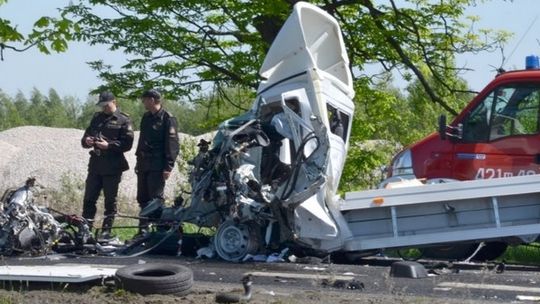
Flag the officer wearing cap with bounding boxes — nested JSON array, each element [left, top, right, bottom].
[[188, 139, 212, 183], [81, 91, 134, 240], [135, 89, 179, 234]]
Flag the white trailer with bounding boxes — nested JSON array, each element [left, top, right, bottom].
[[340, 174, 540, 252]]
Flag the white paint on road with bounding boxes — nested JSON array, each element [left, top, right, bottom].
[[438, 282, 540, 293], [517, 295, 540, 301]]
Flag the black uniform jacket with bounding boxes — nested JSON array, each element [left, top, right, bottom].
[[81, 109, 134, 175], [135, 108, 180, 173]]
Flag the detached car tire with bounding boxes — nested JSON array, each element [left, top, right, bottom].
[[115, 263, 193, 295]]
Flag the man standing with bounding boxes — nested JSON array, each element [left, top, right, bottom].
[[81, 91, 134, 240], [135, 89, 180, 234]]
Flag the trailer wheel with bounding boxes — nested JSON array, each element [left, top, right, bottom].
[[472, 242, 508, 261], [331, 250, 379, 264], [422, 244, 477, 260], [115, 263, 193, 295]]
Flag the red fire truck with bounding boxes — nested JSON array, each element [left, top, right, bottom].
[[381, 56, 540, 259], [386, 56, 540, 184]]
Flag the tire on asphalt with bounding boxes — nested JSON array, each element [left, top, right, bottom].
[[115, 263, 193, 295]]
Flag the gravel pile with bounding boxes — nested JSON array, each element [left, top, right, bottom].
[[0, 126, 205, 201]]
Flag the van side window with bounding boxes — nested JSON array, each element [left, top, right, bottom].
[[462, 84, 540, 142], [327, 104, 350, 141]]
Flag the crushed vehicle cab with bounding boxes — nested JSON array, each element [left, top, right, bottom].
[[178, 2, 355, 261]]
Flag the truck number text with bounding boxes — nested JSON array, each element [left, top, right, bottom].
[[475, 168, 537, 179]]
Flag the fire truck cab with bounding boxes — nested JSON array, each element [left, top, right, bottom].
[[386, 56, 540, 184]]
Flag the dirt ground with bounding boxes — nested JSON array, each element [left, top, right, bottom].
[[0, 281, 503, 304]]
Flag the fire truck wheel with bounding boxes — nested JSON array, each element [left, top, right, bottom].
[[115, 263, 193, 295]]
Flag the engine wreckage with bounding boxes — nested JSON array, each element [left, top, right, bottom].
[[0, 3, 354, 261], [0, 178, 93, 256]]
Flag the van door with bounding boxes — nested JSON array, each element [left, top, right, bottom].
[[453, 83, 540, 180]]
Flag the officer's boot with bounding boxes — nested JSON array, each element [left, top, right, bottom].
[[99, 215, 115, 241], [136, 218, 149, 238], [84, 218, 94, 230]]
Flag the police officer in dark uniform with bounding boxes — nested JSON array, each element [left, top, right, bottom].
[[81, 91, 134, 239], [135, 89, 179, 234]]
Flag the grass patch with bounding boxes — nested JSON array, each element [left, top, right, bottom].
[[385, 248, 423, 260], [182, 222, 215, 236], [0, 296, 14, 304], [110, 217, 139, 241], [499, 243, 540, 265], [108, 218, 216, 241]]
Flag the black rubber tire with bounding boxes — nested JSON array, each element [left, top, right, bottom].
[[115, 263, 193, 295]]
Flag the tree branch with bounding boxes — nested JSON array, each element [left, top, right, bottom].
[[360, 0, 458, 115]]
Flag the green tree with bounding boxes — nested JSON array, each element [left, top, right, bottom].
[[27, 88, 48, 125], [341, 69, 473, 191], [62, 95, 81, 127], [45, 89, 70, 127], [0, 90, 23, 129], [13, 91, 29, 118]]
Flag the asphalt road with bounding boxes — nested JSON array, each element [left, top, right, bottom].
[[3, 254, 540, 303]]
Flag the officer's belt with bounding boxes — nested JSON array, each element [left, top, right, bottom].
[[137, 151, 163, 158]]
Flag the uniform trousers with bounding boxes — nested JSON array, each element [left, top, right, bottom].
[[82, 172, 122, 232], [136, 170, 165, 231]]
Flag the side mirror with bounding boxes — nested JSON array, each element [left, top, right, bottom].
[[438, 114, 447, 140], [438, 114, 463, 140]]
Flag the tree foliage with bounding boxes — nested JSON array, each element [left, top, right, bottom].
[[0, 1, 76, 60], [340, 70, 473, 191]]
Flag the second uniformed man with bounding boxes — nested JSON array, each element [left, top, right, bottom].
[[81, 91, 134, 240], [135, 89, 180, 234]]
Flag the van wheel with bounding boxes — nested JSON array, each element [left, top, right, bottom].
[[214, 220, 261, 262], [115, 263, 193, 295]]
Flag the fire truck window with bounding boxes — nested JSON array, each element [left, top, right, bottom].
[[489, 85, 540, 140], [462, 92, 494, 142]]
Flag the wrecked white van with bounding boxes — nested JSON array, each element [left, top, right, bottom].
[[179, 2, 355, 261]]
